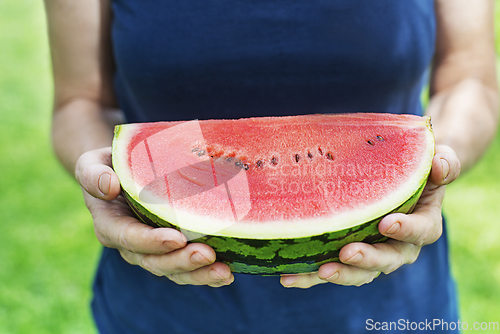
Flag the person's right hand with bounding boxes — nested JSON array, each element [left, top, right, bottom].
[[75, 147, 234, 287]]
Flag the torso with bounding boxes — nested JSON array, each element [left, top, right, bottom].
[[92, 2, 459, 333], [111, 0, 435, 122]]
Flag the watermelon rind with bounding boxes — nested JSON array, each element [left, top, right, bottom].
[[122, 181, 424, 274]]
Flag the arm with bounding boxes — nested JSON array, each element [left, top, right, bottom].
[[44, 0, 233, 287], [46, 0, 117, 174], [427, 0, 499, 172], [281, 0, 498, 288]]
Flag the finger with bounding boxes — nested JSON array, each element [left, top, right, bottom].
[[428, 145, 460, 188], [378, 191, 444, 247], [167, 262, 234, 287], [121, 243, 217, 276], [337, 239, 420, 275], [85, 193, 188, 253], [317, 262, 380, 287], [280, 272, 328, 289], [75, 147, 121, 200], [95, 214, 187, 255]]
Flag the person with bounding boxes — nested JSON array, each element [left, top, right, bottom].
[[44, 0, 498, 332]]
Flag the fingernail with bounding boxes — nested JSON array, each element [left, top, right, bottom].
[[440, 158, 450, 181], [98, 173, 111, 195], [327, 271, 339, 281], [386, 222, 401, 235], [191, 251, 209, 265], [163, 239, 184, 249], [346, 252, 363, 264], [208, 269, 224, 281], [281, 276, 296, 287]]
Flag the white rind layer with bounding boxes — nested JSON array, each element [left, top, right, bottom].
[[112, 117, 434, 239]]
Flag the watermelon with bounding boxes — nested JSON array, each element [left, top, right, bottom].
[[112, 113, 434, 275]]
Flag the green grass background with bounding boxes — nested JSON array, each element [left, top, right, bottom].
[[0, 1, 499, 333]]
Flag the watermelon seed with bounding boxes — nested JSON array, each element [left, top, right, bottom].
[[318, 147, 323, 155], [197, 150, 206, 156], [307, 152, 313, 159], [256, 160, 263, 168], [367, 140, 375, 146], [294, 154, 300, 163], [227, 157, 234, 162], [326, 152, 334, 161], [192, 147, 199, 152], [376, 135, 384, 141], [271, 156, 278, 165], [234, 161, 249, 170]]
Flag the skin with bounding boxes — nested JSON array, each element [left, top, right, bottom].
[[44, 0, 498, 288]]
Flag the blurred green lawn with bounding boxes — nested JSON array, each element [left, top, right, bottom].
[[0, 1, 499, 333]]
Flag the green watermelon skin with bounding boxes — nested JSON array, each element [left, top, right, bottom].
[[123, 181, 424, 275]]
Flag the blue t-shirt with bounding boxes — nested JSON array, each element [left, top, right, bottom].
[[92, 1, 459, 332]]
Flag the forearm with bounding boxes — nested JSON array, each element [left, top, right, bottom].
[[428, 0, 499, 173], [52, 98, 122, 175], [426, 77, 499, 173]]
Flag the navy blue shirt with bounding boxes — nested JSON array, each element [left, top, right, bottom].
[[92, 1, 459, 332]]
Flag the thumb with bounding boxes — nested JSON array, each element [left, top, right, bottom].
[[75, 147, 121, 200], [428, 145, 461, 188]]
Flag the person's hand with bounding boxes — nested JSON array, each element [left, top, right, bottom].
[[75, 147, 234, 287], [280, 145, 460, 288]]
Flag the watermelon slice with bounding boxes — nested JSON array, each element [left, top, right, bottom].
[[112, 113, 434, 274]]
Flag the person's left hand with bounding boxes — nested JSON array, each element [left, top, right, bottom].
[[280, 145, 460, 288]]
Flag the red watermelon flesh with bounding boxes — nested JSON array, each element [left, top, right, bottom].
[[113, 113, 434, 242]]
